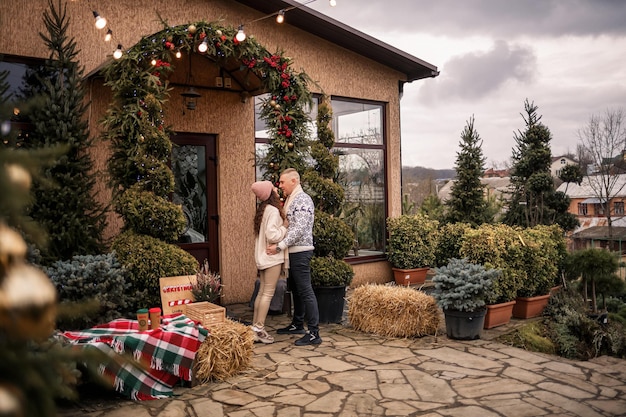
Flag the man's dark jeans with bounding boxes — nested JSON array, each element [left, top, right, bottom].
[[287, 250, 319, 333]]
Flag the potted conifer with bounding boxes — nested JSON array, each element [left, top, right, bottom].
[[432, 258, 500, 340]]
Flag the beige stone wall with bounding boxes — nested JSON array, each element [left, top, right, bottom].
[[1, 0, 410, 303]]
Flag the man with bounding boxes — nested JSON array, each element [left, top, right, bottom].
[[267, 168, 321, 346]]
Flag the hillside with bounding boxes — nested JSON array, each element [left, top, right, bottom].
[[402, 166, 456, 184]]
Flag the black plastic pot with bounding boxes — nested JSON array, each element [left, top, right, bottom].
[[314, 285, 347, 324], [443, 308, 486, 340]]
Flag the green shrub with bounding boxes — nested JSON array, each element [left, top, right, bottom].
[[112, 231, 199, 309], [459, 224, 521, 303], [386, 214, 439, 269], [46, 253, 133, 329], [313, 210, 354, 259], [310, 256, 354, 287], [434, 222, 472, 267], [116, 187, 186, 243], [517, 225, 563, 297]]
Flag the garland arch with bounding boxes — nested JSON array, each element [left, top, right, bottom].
[[102, 20, 314, 190], [100, 20, 315, 306]]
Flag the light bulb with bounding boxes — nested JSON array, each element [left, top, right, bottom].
[[93, 11, 107, 30], [104, 28, 112, 42], [151, 58, 157, 66], [198, 38, 208, 53], [175, 50, 182, 59], [235, 25, 246, 42], [276, 10, 285, 24], [113, 44, 123, 59], [329, 0, 337, 6]]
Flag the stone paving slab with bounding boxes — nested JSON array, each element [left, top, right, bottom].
[[59, 302, 626, 417]]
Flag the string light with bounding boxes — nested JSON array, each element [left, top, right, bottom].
[[197, 38, 208, 53], [235, 25, 246, 42], [276, 10, 285, 24], [113, 44, 123, 59], [94, 0, 337, 57], [92, 11, 106, 29]]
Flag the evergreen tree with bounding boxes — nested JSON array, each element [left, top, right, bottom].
[[445, 116, 491, 226], [24, 0, 106, 264], [1, 66, 104, 417], [503, 99, 578, 231]]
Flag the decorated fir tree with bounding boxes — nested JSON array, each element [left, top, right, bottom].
[[22, 0, 106, 265]]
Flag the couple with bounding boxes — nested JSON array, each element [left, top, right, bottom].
[[250, 168, 321, 347]]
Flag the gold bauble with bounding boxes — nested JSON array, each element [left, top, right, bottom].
[[5, 163, 31, 190], [0, 224, 27, 270], [288, 142, 294, 149], [269, 100, 276, 107], [0, 264, 57, 341], [188, 25, 197, 34]]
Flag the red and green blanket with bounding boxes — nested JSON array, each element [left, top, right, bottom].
[[61, 314, 208, 400]]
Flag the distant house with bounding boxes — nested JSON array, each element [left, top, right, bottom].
[[551, 155, 576, 178], [437, 176, 511, 203], [557, 174, 626, 251], [483, 168, 509, 178]]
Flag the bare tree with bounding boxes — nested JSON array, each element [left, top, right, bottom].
[[578, 108, 626, 237]]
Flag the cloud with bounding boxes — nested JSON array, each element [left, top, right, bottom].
[[419, 40, 537, 102], [315, 0, 626, 38]]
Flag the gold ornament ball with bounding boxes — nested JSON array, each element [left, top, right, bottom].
[[216, 29, 223, 36], [188, 25, 197, 34], [0, 264, 57, 342], [274, 104, 281, 110], [0, 224, 27, 270], [288, 142, 294, 149], [269, 100, 276, 107], [5, 163, 31, 190], [269, 162, 274, 168]]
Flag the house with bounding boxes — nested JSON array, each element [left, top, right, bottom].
[[0, 0, 438, 303], [437, 177, 511, 204], [557, 174, 626, 251], [551, 155, 576, 178]]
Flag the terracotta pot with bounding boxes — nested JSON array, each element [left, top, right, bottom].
[[392, 267, 429, 286], [512, 294, 550, 319], [483, 300, 516, 329]]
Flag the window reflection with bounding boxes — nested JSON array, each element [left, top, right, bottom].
[[172, 145, 208, 243]]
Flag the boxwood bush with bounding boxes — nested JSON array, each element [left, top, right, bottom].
[[112, 231, 199, 309]]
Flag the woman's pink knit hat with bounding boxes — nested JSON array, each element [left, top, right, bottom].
[[251, 180, 273, 201]]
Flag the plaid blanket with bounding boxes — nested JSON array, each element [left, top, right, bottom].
[[61, 314, 208, 400]]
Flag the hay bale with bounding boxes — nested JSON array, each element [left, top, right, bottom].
[[193, 318, 254, 383], [347, 284, 440, 338]]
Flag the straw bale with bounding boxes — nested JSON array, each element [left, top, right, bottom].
[[347, 284, 440, 338], [193, 318, 254, 383]]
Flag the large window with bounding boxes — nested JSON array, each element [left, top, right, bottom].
[[254, 95, 387, 261], [332, 98, 386, 259]]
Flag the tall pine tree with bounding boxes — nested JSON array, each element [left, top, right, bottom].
[[25, 0, 106, 264], [445, 116, 491, 226], [503, 99, 577, 231]]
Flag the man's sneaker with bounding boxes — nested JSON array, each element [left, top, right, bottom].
[[276, 324, 306, 335], [251, 324, 262, 333], [294, 332, 322, 346], [255, 329, 274, 344]]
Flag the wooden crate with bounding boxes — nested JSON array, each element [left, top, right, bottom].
[[186, 301, 226, 327]]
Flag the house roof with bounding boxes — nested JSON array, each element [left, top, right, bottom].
[[556, 173, 626, 198], [571, 226, 626, 241], [232, 0, 439, 82]]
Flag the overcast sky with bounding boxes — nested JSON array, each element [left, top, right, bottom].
[[307, 0, 626, 170]]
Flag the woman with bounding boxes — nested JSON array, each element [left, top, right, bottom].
[[251, 180, 288, 343]]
